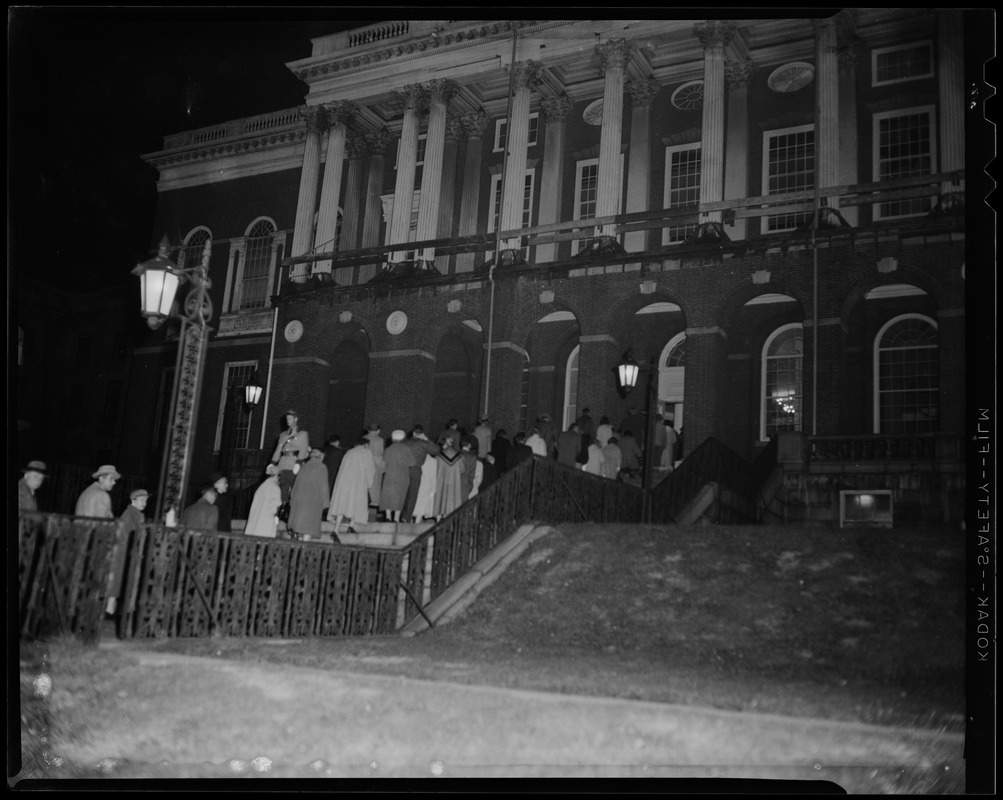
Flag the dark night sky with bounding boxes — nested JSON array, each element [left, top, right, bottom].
[[9, 7, 378, 293]]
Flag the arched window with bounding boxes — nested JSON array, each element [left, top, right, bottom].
[[179, 227, 212, 269], [873, 314, 939, 433], [761, 324, 803, 440], [240, 219, 276, 310], [563, 344, 580, 431], [659, 333, 686, 428]]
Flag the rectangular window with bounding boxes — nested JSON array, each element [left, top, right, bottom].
[[102, 380, 123, 425], [762, 125, 815, 233], [487, 170, 535, 260], [240, 238, 273, 310], [872, 41, 933, 86], [662, 144, 701, 245], [214, 362, 257, 452], [572, 156, 625, 253], [494, 113, 539, 153], [873, 106, 936, 220]]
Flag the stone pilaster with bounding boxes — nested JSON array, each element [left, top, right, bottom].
[[415, 79, 456, 262], [694, 21, 735, 224], [723, 61, 753, 240], [937, 11, 964, 190], [290, 105, 327, 281], [436, 115, 463, 273], [536, 95, 574, 263], [315, 101, 359, 274], [360, 128, 390, 281], [836, 35, 862, 226], [455, 110, 490, 273], [388, 84, 428, 261], [499, 60, 542, 252], [815, 20, 839, 202], [624, 79, 659, 251], [595, 40, 634, 235]]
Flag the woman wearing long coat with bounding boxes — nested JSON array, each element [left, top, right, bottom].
[[245, 465, 282, 538], [434, 444, 465, 520], [328, 439, 375, 534], [379, 431, 417, 522], [288, 449, 329, 539]]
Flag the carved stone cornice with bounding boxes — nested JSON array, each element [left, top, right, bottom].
[[324, 100, 359, 127], [509, 60, 543, 91], [595, 39, 635, 72], [299, 105, 328, 134], [626, 79, 660, 107], [459, 109, 490, 137], [725, 60, 755, 90], [445, 115, 464, 141], [541, 94, 574, 122], [392, 83, 429, 116], [423, 78, 458, 106], [694, 21, 737, 51]]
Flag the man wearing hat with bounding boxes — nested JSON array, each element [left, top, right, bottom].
[[108, 488, 150, 619], [180, 481, 219, 531], [18, 460, 47, 511], [270, 409, 310, 504], [204, 471, 232, 532], [75, 465, 120, 518]]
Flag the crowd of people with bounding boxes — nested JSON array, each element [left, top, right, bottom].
[[17, 406, 684, 616]]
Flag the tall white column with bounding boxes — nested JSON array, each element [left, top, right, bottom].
[[499, 60, 541, 254], [388, 84, 428, 263], [315, 100, 358, 274], [595, 40, 634, 237], [360, 129, 390, 282], [436, 116, 462, 273], [290, 105, 326, 281], [341, 133, 365, 251], [815, 19, 839, 207], [536, 95, 574, 263], [455, 110, 490, 273], [836, 34, 862, 226], [624, 79, 659, 252], [723, 60, 753, 241], [694, 21, 734, 225], [415, 79, 455, 263], [937, 11, 965, 192]]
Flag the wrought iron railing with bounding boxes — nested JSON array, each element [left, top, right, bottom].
[[18, 455, 643, 642]]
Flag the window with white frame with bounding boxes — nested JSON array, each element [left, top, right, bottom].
[[874, 314, 938, 434], [872, 41, 933, 87], [563, 344, 580, 431], [761, 324, 804, 440], [662, 144, 701, 245], [872, 106, 936, 220], [762, 125, 815, 233], [214, 361, 258, 451], [179, 227, 212, 270], [494, 113, 539, 153], [487, 170, 535, 259], [573, 156, 625, 253], [238, 219, 277, 311]]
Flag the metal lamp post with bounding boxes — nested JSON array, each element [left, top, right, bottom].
[[617, 348, 658, 522], [133, 235, 214, 522]]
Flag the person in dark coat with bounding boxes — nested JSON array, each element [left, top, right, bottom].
[[109, 488, 149, 618], [491, 429, 511, 472], [506, 432, 533, 470], [480, 452, 499, 490], [557, 423, 585, 468], [18, 460, 47, 512], [204, 472, 231, 532], [322, 434, 346, 501], [181, 484, 218, 531], [402, 425, 439, 523]]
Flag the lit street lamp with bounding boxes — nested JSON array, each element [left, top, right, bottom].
[[133, 235, 214, 522], [244, 373, 263, 409], [617, 348, 658, 521]]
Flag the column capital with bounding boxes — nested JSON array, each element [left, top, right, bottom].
[[423, 78, 458, 105], [693, 20, 736, 51], [725, 60, 755, 90], [541, 94, 574, 122], [509, 60, 543, 91], [626, 78, 660, 107], [392, 83, 429, 116], [837, 36, 864, 70], [346, 132, 368, 159], [298, 104, 327, 134], [363, 127, 391, 155], [445, 115, 464, 141], [459, 109, 491, 137], [595, 38, 635, 72], [323, 100, 359, 127]]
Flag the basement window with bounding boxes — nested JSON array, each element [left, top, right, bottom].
[[840, 490, 893, 529]]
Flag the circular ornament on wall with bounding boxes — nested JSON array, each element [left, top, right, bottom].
[[583, 99, 604, 126], [386, 310, 408, 335], [284, 320, 304, 343], [670, 80, 704, 111], [767, 61, 815, 93]]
